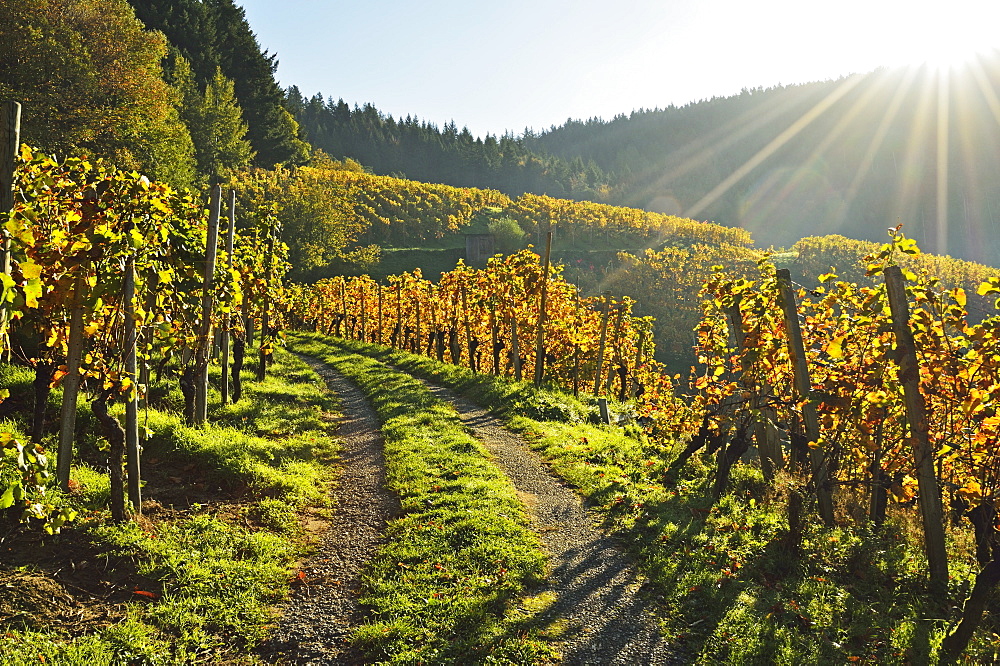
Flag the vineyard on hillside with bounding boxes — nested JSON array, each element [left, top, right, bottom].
[[1, 109, 999, 661]]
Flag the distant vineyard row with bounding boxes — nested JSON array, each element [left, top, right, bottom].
[[295, 163, 753, 248]]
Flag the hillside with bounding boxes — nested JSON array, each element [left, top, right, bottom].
[[292, 56, 1000, 270]]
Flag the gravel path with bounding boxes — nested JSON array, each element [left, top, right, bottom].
[[260, 356, 400, 665], [260, 353, 677, 664], [417, 380, 681, 665]]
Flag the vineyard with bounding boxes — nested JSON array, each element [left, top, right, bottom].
[[1, 99, 999, 663]]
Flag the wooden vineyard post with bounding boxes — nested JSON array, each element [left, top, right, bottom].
[[195, 186, 221, 425], [0, 101, 18, 273], [449, 290, 461, 364], [414, 288, 422, 354], [592, 293, 612, 395], [56, 276, 85, 490], [604, 303, 626, 396], [340, 279, 348, 338], [377, 283, 384, 345], [776, 269, 835, 525], [628, 330, 646, 399], [1, 101, 20, 358], [884, 265, 949, 588], [725, 298, 781, 483], [572, 288, 581, 397], [393, 283, 402, 348], [510, 315, 522, 381], [221, 191, 236, 404], [490, 309, 500, 375], [257, 229, 275, 381], [461, 284, 474, 372], [533, 231, 553, 387], [360, 283, 367, 342], [123, 241, 141, 513]]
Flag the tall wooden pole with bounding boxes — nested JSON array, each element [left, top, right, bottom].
[[628, 330, 646, 398], [56, 277, 85, 490], [394, 283, 402, 348], [884, 266, 949, 587], [510, 315, 522, 381], [776, 269, 834, 525], [604, 303, 626, 396], [592, 293, 612, 395], [461, 284, 474, 372], [221, 190, 236, 404], [0, 101, 18, 269], [533, 231, 553, 387], [257, 229, 275, 381], [123, 247, 141, 512], [1, 101, 21, 358], [360, 282, 367, 342], [195, 186, 221, 425], [377, 283, 384, 345]]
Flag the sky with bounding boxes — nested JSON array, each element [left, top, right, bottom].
[[238, 0, 1000, 139]]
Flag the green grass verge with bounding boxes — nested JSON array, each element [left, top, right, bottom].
[[296, 332, 1000, 665], [287, 332, 559, 664], [0, 348, 339, 664]]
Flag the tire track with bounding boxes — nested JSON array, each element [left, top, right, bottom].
[[416, 379, 681, 665], [260, 356, 399, 665]]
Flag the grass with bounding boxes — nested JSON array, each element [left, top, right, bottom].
[[0, 348, 340, 664], [288, 332, 559, 664], [300, 331, 1000, 665]]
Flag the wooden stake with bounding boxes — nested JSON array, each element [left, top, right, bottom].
[[0, 101, 19, 275], [1, 101, 21, 358], [604, 303, 626, 396], [884, 265, 949, 587], [56, 276, 85, 491], [221, 190, 236, 404], [592, 293, 612, 395], [461, 284, 474, 372], [377, 283, 383, 345], [511, 315, 522, 381], [533, 231, 553, 387], [123, 246, 141, 513], [360, 282, 367, 342], [257, 229, 275, 381], [195, 185, 221, 425], [394, 283, 402, 348], [628, 330, 646, 398], [776, 269, 834, 525], [490, 308, 500, 375]]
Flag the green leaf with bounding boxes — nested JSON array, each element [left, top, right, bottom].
[[23, 277, 43, 308], [0, 484, 17, 510]]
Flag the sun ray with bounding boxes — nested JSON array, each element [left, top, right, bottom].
[[936, 68, 950, 255], [891, 68, 937, 247], [685, 75, 864, 219], [751, 68, 903, 234], [635, 84, 830, 211], [831, 67, 919, 231]]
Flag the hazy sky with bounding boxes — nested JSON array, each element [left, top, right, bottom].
[[238, 0, 1000, 138]]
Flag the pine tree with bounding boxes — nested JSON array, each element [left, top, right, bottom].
[[172, 58, 254, 182]]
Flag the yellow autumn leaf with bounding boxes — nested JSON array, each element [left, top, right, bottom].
[[956, 479, 983, 502], [19, 260, 42, 280], [827, 335, 847, 359], [84, 323, 100, 336]]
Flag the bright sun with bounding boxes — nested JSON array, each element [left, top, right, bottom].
[[866, 0, 1000, 70]]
